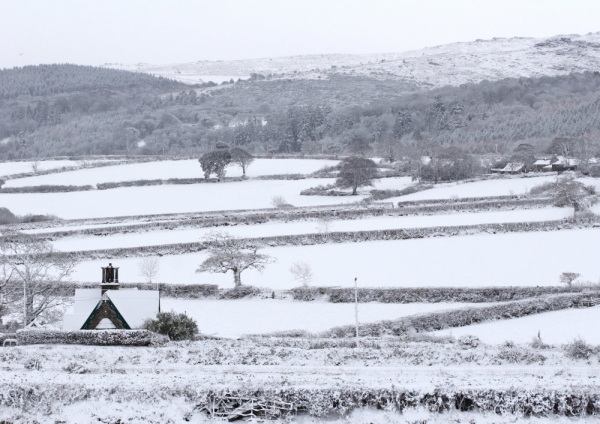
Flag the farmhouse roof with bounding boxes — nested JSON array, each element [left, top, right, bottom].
[[63, 288, 159, 330]]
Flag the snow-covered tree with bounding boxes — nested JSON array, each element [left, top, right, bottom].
[[196, 231, 275, 287], [199, 150, 232, 179], [0, 231, 78, 326], [230, 146, 254, 176], [335, 156, 379, 195]]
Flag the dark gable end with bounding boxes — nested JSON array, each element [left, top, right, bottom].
[[80, 293, 131, 330]]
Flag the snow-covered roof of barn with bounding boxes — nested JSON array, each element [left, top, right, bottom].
[[63, 288, 159, 330], [502, 163, 524, 172], [534, 159, 551, 166]]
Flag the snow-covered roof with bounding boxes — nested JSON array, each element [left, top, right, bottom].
[[501, 163, 524, 172], [552, 156, 580, 166], [63, 288, 159, 330], [534, 159, 551, 166]]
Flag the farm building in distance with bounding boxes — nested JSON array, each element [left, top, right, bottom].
[[63, 264, 159, 330]]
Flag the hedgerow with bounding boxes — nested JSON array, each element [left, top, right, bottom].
[[317, 292, 595, 338], [15, 329, 167, 346], [291, 285, 589, 303]]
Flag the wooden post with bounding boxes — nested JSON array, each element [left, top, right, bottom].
[[354, 277, 359, 349]]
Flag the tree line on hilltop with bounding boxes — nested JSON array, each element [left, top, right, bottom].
[[0, 64, 599, 161]]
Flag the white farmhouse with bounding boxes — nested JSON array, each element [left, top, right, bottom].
[[63, 264, 159, 330]]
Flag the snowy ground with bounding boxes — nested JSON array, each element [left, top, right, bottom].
[[160, 298, 492, 338], [71, 227, 600, 289], [433, 306, 600, 345], [388, 175, 557, 202], [51, 207, 571, 252], [2, 364, 599, 423], [3, 158, 339, 187]]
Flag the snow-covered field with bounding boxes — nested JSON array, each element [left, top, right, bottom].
[[71, 227, 600, 289], [52, 207, 571, 252], [0, 178, 354, 219], [3, 158, 339, 187], [433, 306, 600, 345], [389, 175, 557, 202], [161, 299, 488, 338]]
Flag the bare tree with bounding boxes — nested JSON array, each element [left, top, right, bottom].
[[196, 231, 275, 287], [138, 257, 160, 284], [316, 216, 334, 238], [230, 147, 254, 176], [0, 231, 78, 326], [559, 272, 580, 287], [289, 261, 313, 287]]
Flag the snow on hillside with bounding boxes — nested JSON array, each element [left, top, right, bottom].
[[3, 158, 339, 187], [433, 306, 600, 345], [71, 227, 600, 289], [52, 207, 571, 252], [103, 32, 600, 89]]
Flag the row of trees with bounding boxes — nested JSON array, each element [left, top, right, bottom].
[[198, 146, 254, 179]]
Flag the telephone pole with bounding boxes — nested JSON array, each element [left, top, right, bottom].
[[354, 277, 359, 348]]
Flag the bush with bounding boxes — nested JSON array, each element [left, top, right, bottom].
[[143, 311, 199, 341], [220, 286, 261, 299], [0, 206, 19, 224], [563, 337, 596, 360]]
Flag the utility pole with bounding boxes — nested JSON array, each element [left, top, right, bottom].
[[23, 282, 27, 329], [354, 277, 359, 348]]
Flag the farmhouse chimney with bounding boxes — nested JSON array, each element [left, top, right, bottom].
[[101, 263, 120, 295]]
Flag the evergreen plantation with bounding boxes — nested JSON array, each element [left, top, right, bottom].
[[1, 64, 599, 159]]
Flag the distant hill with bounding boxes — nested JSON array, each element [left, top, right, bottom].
[[0, 64, 183, 99], [103, 33, 600, 89], [1, 40, 600, 160]]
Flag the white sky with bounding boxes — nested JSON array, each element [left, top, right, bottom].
[[1, 0, 599, 69]]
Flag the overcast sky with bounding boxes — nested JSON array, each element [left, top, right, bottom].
[[1, 0, 599, 69]]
